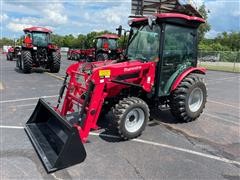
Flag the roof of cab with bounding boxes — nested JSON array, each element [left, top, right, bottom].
[[96, 34, 119, 39], [131, 13, 205, 25], [23, 27, 52, 33]]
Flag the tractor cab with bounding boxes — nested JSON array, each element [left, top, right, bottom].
[[95, 34, 122, 61], [23, 27, 52, 48], [124, 13, 204, 96]]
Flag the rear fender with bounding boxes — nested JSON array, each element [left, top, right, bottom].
[[170, 67, 206, 92]]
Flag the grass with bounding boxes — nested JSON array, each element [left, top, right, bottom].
[[198, 62, 240, 73]]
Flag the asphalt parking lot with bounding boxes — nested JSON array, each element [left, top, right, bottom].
[[0, 54, 240, 180]]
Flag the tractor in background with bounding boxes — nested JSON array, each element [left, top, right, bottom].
[[67, 48, 95, 61], [6, 46, 14, 61], [25, 0, 207, 173], [6, 46, 21, 61], [67, 34, 122, 61], [67, 49, 78, 60], [16, 27, 61, 73], [94, 34, 122, 61]]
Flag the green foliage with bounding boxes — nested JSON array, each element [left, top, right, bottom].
[[51, 30, 116, 49], [198, 4, 211, 42], [0, 38, 15, 47], [199, 32, 240, 51], [219, 51, 239, 62], [215, 32, 240, 51]]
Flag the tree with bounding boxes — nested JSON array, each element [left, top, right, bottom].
[[0, 38, 14, 47], [215, 32, 240, 51], [51, 34, 64, 47], [62, 34, 75, 48], [198, 4, 211, 42]]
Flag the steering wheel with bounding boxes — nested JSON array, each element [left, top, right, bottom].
[[135, 54, 147, 62]]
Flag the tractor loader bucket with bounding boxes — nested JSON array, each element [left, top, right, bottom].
[[25, 98, 86, 173]]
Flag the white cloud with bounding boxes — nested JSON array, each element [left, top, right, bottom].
[[101, 7, 124, 24], [85, 2, 130, 29], [42, 3, 68, 25], [232, 10, 240, 17], [204, 0, 239, 38], [4, 1, 68, 33], [6, 22, 54, 33], [7, 22, 33, 32], [205, 29, 220, 38], [0, 14, 9, 21]]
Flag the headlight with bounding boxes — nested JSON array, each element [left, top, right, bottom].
[[33, 46, 37, 50]]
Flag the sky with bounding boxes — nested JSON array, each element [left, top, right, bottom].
[[0, 0, 239, 39]]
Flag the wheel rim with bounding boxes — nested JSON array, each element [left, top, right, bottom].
[[188, 87, 203, 112], [125, 108, 145, 133]]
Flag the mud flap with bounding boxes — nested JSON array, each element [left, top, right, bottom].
[[25, 98, 86, 173]]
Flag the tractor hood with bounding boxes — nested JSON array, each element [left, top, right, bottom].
[[67, 60, 145, 75]]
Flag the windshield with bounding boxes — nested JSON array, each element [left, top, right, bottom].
[[127, 25, 160, 61], [32, 32, 49, 47], [108, 39, 117, 50]]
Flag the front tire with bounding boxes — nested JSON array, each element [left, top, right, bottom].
[[50, 52, 61, 73], [170, 74, 207, 122], [112, 97, 149, 140], [21, 50, 32, 73]]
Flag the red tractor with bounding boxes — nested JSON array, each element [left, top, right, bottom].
[[67, 34, 122, 62], [6, 46, 21, 61], [95, 34, 122, 61], [16, 27, 61, 73], [25, 2, 207, 173], [6, 46, 14, 60]]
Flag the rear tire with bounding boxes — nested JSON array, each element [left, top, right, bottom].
[[9, 53, 13, 61], [21, 50, 32, 73], [96, 53, 108, 61], [170, 74, 207, 122], [112, 97, 149, 140], [16, 55, 22, 70], [50, 52, 61, 73]]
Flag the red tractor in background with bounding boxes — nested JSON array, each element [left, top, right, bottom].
[[67, 49, 79, 60], [6, 46, 14, 60], [67, 48, 95, 61], [6, 46, 21, 61], [67, 34, 122, 61], [16, 27, 61, 73], [94, 34, 122, 61], [25, 0, 207, 173]]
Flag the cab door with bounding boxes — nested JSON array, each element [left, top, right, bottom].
[[157, 24, 197, 96]]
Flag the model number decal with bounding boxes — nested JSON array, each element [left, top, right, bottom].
[[99, 70, 111, 78]]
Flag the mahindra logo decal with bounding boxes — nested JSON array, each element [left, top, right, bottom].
[[124, 66, 142, 72]]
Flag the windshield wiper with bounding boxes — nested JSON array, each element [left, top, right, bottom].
[[128, 30, 139, 45]]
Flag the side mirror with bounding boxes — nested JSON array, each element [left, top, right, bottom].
[[116, 25, 122, 37], [148, 15, 156, 29]]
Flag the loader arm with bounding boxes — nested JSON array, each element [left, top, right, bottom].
[[60, 60, 156, 142]]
